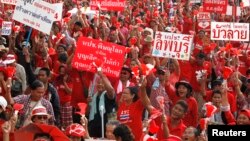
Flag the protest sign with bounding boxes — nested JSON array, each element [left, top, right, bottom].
[[211, 22, 249, 41], [12, 0, 62, 34], [197, 12, 211, 33], [0, 0, 17, 5], [90, 0, 125, 11], [1, 21, 12, 35], [152, 32, 193, 61], [242, 0, 250, 7], [72, 37, 126, 78], [203, 0, 228, 14]]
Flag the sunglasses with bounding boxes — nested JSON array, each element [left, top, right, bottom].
[[36, 115, 48, 120]]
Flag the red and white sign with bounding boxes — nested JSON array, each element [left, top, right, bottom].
[[152, 32, 193, 61], [197, 12, 211, 33], [0, 0, 17, 5], [226, 6, 241, 16], [1, 21, 12, 35], [90, 0, 125, 11], [203, 0, 228, 14], [72, 37, 126, 78], [211, 22, 249, 41]]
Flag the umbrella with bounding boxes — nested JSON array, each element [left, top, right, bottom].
[[14, 123, 69, 141]]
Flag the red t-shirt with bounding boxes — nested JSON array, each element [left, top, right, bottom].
[[183, 97, 198, 127], [178, 60, 193, 82], [117, 100, 144, 141], [70, 69, 93, 107], [56, 80, 73, 104], [156, 116, 186, 139]]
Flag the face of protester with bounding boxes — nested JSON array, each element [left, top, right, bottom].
[[59, 67, 66, 76], [120, 70, 130, 82], [157, 70, 169, 82], [57, 46, 66, 54], [171, 103, 186, 120], [236, 113, 250, 125], [177, 85, 188, 98], [212, 93, 222, 108], [31, 86, 45, 101], [182, 127, 197, 141], [106, 124, 116, 140], [96, 79, 105, 93], [32, 115, 49, 124], [122, 88, 134, 103], [38, 70, 49, 83]]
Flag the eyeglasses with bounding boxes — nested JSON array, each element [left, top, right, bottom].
[[36, 115, 48, 120]]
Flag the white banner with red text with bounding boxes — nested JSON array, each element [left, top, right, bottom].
[[152, 32, 193, 61]]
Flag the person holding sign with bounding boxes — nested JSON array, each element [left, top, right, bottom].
[[87, 69, 116, 138]]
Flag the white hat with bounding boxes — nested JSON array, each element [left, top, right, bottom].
[[3, 54, 16, 65], [31, 106, 51, 118], [143, 27, 153, 36], [0, 96, 7, 111]]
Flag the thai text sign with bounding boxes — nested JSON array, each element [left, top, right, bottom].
[[152, 32, 193, 61], [0, 0, 17, 5], [203, 0, 228, 14], [1, 21, 12, 35], [211, 22, 249, 41], [90, 0, 125, 11], [12, 0, 62, 34], [72, 37, 126, 78]]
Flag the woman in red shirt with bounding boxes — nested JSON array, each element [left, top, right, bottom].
[[174, 80, 198, 127], [117, 81, 153, 141], [54, 65, 73, 129]]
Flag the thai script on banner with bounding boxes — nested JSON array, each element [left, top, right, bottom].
[[0, 0, 17, 5], [203, 0, 228, 14], [90, 0, 125, 11], [211, 22, 249, 41], [12, 0, 62, 34], [72, 37, 126, 78], [1, 21, 12, 35], [152, 31, 193, 61], [197, 12, 211, 33]]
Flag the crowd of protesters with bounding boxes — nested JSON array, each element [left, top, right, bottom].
[[0, 0, 249, 141]]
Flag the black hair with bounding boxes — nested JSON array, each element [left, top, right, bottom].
[[127, 86, 139, 102], [30, 80, 44, 90], [39, 67, 51, 76], [113, 124, 134, 141], [33, 133, 53, 141], [58, 53, 68, 63], [75, 21, 83, 28], [175, 100, 189, 113], [211, 90, 222, 97]]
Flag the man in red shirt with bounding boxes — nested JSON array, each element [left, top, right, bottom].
[[156, 100, 188, 139]]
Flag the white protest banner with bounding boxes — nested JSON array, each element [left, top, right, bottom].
[[226, 6, 241, 16], [33, 0, 63, 21], [152, 32, 193, 61], [211, 22, 249, 41], [0, 0, 17, 5], [1, 21, 12, 35], [190, 0, 201, 4], [242, 0, 250, 7], [12, 0, 60, 34]]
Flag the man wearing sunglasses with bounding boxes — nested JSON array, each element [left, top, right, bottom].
[[31, 106, 51, 125]]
